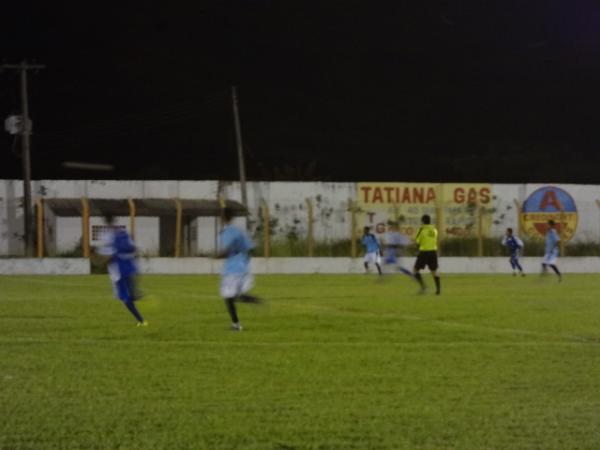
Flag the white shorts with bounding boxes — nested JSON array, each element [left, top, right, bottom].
[[364, 252, 381, 265], [220, 273, 254, 298], [542, 251, 559, 265]]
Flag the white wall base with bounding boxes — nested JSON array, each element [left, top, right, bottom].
[[137, 257, 600, 274], [0, 257, 597, 275], [0, 258, 90, 275]]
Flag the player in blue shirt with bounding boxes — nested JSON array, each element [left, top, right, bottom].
[[501, 228, 525, 276], [542, 220, 562, 281], [382, 221, 414, 278], [98, 214, 147, 326], [361, 226, 382, 275], [217, 207, 261, 331]]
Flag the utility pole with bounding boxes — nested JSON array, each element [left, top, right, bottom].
[[1, 61, 45, 256], [231, 86, 248, 211]]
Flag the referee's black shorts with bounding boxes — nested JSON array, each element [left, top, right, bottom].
[[414, 250, 438, 271]]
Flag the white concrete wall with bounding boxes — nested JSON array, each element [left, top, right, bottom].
[[1, 256, 598, 275], [137, 257, 600, 274], [2, 180, 600, 256], [0, 258, 90, 275]]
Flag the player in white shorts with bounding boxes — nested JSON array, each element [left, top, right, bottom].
[[217, 208, 262, 330], [361, 226, 382, 275]]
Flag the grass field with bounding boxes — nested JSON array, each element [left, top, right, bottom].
[[1, 273, 600, 449]]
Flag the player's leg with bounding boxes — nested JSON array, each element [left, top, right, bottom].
[[375, 253, 382, 275], [429, 253, 441, 295], [118, 277, 145, 324], [549, 263, 562, 281], [398, 266, 415, 277], [413, 254, 426, 292], [513, 256, 524, 276], [238, 274, 261, 303], [509, 256, 517, 275], [221, 275, 242, 330]]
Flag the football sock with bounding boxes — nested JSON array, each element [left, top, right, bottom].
[[375, 263, 382, 275], [515, 261, 523, 272], [550, 265, 561, 277], [434, 276, 441, 295], [399, 267, 413, 277], [123, 299, 144, 323], [414, 272, 425, 289], [239, 294, 260, 303], [364, 262, 369, 272], [225, 298, 239, 323]]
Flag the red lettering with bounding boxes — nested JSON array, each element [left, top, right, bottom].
[[395, 187, 400, 203], [540, 190, 562, 210], [467, 188, 477, 204], [413, 188, 424, 203], [402, 187, 411, 203], [366, 212, 376, 224], [479, 187, 491, 204], [384, 187, 394, 203], [360, 186, 372, 203], [426, 188, 436, 203], [372, 187, 383, 203], [454, 188, 465, 203]]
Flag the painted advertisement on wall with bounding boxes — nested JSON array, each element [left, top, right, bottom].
[[521, 186, 578, 241], [356, 183, 493, 239]]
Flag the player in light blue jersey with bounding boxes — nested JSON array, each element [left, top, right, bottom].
[[98, 214, 147, 326], [542, 220, 562, 281], [361, 226, 382, 275], [382, 221, 414, 278], [217, 207, 261, 331], [501, 228, 525, 276]]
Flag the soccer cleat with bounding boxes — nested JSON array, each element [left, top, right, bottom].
[[231, 322, 243, 331], [521, 273, 526, 277], [136, 321, 148, 327]]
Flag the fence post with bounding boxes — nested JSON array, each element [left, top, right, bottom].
[[596, 200, 600, 243], [81, 197, 90, 258], [306, 198, 314, 257], [559, 207, 566, 256], [261, 199, 270, 258], [477, 206, 484, 257], [436, 184, 444, 256], [174, 198, 182, 257], [350, 199, 357, 258], [36, 198, 44, 258], [128, 198, 136, 241], [513, 199, 523, 239]]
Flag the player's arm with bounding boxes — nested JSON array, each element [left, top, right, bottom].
[[414, 227, 423, 248], [214, 231, 232, 259]]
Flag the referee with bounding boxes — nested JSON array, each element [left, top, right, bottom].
[[413, 214, 441, 295]]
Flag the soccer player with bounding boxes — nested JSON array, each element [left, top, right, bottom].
[[382, 221, 414, 278], [98, 214, 147, 326], [501, 227, 525, 276], [542, 219, 562, 281], [361, 226, 382, 275], [413, 214, 441, 295], [217, 207, 261, 331]]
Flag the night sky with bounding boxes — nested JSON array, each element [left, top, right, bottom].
[[2, 1, 600, 182]]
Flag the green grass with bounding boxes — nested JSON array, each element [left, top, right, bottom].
[[1, 274, 600, 449]]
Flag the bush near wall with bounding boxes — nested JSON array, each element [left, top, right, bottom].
[[252, 237, 600, 257]]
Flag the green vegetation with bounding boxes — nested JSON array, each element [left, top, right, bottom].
[[1, 274, 600, 449]]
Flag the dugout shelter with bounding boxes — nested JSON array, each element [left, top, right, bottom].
[[36, 198, 247, 257]]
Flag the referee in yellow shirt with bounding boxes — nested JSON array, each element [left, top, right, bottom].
[[413, 214, 441, 295]]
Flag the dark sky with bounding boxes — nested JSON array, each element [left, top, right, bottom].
[[2, 1, 600, 182]]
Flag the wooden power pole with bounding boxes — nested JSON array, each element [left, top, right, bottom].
[[1, 61, 46, 256]]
